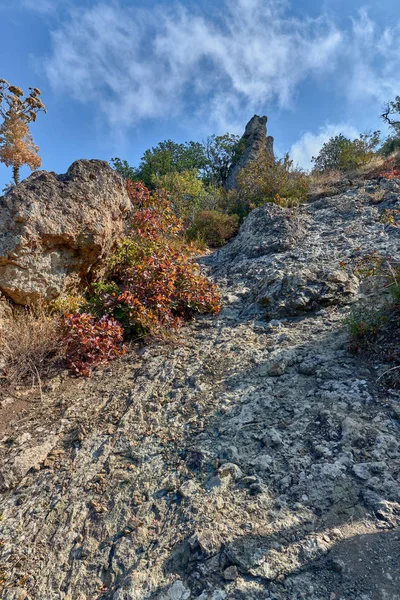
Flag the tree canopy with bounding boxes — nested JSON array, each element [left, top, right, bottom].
[[312, 132, 380, 173]]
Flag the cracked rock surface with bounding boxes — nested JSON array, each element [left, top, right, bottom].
[[0, 178, 399, 599]]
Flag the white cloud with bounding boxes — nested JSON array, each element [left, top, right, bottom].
[[42, 1, 400, 135], [290, 124, 360, 171], [345, 10, 400, 104], [44, 0, 343, 132], [22, 0, 63, 14]]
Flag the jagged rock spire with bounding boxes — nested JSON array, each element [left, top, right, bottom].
[[225, 114, 274, 190]]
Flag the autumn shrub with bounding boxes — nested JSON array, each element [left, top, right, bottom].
[[64, 313, 126, 377], [65, 181, 221, 369], [187, 210, 239, 247], [233, 149, 309, 218], [379, 155, 400, 179]]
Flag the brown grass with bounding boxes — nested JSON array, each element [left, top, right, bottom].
[[308, 169, 343, 197], [0, 303, 66, 393]]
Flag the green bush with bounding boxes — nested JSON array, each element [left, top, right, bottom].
[[232, 149, 309, 217], [152, 169, 205, 222], [187, 210, 239, 247], [312, 132, 380, 173], [379, 136, 400, 157]]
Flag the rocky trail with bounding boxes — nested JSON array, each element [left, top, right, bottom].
[[1, 178, 400, 599]]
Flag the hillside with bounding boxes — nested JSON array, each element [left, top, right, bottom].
[[0, 174, 399, 600]]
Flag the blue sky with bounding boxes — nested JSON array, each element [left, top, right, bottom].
[[0, 0, 399, 189]]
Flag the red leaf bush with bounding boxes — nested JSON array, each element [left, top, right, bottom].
[[64, 313, 126, 376], [95, 182, 221, 335], [64, 181, 221, 374]]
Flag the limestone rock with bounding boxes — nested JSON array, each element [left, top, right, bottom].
[[225, 115, 274, 190], [0, 160, 133, 304], [0, 175, 399, 600], [0, 435, 57, 490]]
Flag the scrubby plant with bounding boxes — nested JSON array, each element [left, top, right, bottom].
[[65, 181, 221, 366], [344, 253, 400, 386], [379, 156, 400, 179], [187, 210, 239, 247], [344, 306, 387, 341], [0, 305, 64, 388], [0, 79, 46, 185], [232, 149, 309, 217], [152, 169, 206, 222], [379, 136, 400, 157], [312, 132, 380, 173], [64, 313, 126, 377]]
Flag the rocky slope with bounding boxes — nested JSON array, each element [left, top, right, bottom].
[[0, 177, 400, 600]]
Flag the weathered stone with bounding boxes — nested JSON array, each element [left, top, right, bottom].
[[223, 565, 238, 581], [160, 581, 191, 600], [0, 173, 399, 600], [225, 115, 274, 190], [0, 160, 133, 304], [0, 435, 57, 490], [179, 479, 199, 498]]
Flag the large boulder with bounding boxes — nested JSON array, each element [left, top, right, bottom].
[[0, 159, 133, 305], [225, 115, 274, 190]]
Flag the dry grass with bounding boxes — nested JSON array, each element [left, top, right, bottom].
[[308, 169, 344, 197], [0, 302, 66, 393], [308, 151, 400, 198]]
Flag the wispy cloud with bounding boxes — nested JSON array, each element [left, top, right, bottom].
[[345, 10, 400, 104], [290, 124, 360, 170], [44, 0, 343, 132], [22, 0, 63, 14], [42, 1, 400, 136]]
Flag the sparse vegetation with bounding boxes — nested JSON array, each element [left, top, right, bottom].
[[0, 79, 46, 186], [311, 132, 380, 174], [0, 304, 64, 388], [344, 253, 400, 387], [230, 149, 309, 217], [187, 210, 239, 247]]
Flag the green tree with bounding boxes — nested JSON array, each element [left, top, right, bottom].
[[152, 169, 205, 221], [110, 157, 139, 181], [312, 132, 380, 173], [137, 140, 207, 187], [204, 133, 243, 187]]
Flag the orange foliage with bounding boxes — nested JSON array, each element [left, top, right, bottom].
[[0, 114, 41, 174]]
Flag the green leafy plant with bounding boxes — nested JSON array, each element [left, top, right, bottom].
[[232, 149, 309, 217], [152, 169, 206, 222], [187, 210, 239, 247], [312, 132, 380, 173]]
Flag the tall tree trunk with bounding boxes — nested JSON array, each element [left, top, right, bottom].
[[12, 165, 20, 186]]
